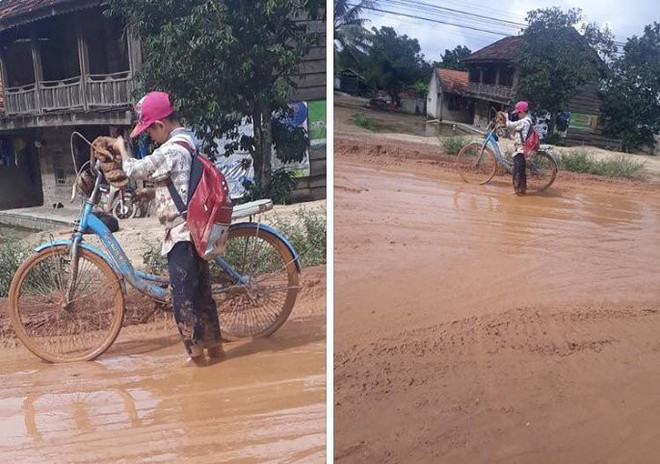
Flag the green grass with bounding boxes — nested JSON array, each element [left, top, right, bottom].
[[266, 207, 326, 267], [441, 136, 471, 156], [0, 240, 28, 297], [560, 150, 646, 178], [141, 207, 327, 273], [349, 112, 376, 131]]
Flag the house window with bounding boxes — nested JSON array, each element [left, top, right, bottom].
[[499, 68, 514, 87], [482, 68, 496, 85], [81, 8, 130, 74], [55, 168, 67, 185], [468, 68, 480, 83]]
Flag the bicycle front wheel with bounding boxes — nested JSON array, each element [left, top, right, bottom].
[[8, 245, 125, 363], [456, 143, 498, 185], [210, 226, 300, 341], [526, 151, 558, 193]]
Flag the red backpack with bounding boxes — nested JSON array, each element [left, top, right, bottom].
[[523, 122, 541, 159], [166, 139, 234, 260]]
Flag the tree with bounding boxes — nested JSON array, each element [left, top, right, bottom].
[[107, 0, 323, 195], [364, 26, 429, 105], [434, 45, 472, 71], [334, 0, 375, 64], [601, 22, 660, 152], [514, 7, 615, 128]]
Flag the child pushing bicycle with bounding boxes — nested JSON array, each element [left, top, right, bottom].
[[496, 101, 540, 195], [97, 91, 224, 366]]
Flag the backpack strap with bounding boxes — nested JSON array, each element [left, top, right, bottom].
[[165, 140, 195, 216]]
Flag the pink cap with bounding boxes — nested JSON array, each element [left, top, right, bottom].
[[512, 101, 529, 114], [130, 91, 174, 138]]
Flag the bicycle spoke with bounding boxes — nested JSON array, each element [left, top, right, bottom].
[[10, 246, 124, 362]]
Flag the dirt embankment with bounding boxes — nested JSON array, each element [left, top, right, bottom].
[[334, 132, 660, 463]]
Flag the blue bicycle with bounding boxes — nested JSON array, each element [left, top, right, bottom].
[[8, 155, 301, 363], [456, 117, 558, 192]]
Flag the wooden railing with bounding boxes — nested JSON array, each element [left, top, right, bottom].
[[87, 71, 134, 107], [4, 72, 134, 116], [41, 77, 84, 111], [467, 82, 514, 102], [4, 84, 38, 115]]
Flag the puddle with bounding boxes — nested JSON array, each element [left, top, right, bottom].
[[0, 322, 326, 463]]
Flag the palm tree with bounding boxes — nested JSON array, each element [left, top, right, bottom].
[[334, 0, 375, 57]]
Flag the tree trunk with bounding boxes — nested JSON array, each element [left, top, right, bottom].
[[252, 106, 273, 194]]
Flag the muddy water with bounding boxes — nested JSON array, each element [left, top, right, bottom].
[[0, 319, 325, 463], [335, 159, 660, 463], [336, 164, 659, 343]]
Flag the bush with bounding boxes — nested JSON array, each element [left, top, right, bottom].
[[267, 207, 326, 267], [241, 168, 297, 205], [560, 150, 646, 178], [441, 136, 470, 155], [141, 206, 327, 273], [349, 112, 375, 131], [142, 240, 167, 276], [0, 240, 28, 297]]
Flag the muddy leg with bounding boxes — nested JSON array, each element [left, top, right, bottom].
[[197, 258, 222, 355], [167, 241, 205, 359], [513, 152, 527, 195]]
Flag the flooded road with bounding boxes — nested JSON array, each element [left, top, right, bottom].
[[0, 269, 326, 464], [334, 136, 660, 463]]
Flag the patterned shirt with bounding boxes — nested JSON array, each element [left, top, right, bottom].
[[505, 115, 533, 153], [123, 128, 197, 256]]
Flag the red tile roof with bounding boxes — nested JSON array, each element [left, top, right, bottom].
[[463, 36, 524, 63], [436, 68, 468, 94]]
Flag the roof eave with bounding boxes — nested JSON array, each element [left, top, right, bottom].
[[0, 0, 103, 33]]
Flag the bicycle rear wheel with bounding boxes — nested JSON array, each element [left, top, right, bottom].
[[8, 245, 125, 363], [210, 225, 300, 341], [526, 151, 558, 192], [456, 143, 498, 185]]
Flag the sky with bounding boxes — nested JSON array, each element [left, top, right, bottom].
[[362, 0, 658, 63]]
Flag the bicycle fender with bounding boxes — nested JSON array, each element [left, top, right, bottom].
[[34, 240, 126, 291], [228, 222, 302, 274]]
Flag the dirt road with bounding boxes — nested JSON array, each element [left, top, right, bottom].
[[334, 135, 660, 463], [0, 266, 326, 464]]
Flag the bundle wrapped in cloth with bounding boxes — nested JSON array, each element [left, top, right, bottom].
[[90, 136, 129, 189], [496, 111, 508, 127]]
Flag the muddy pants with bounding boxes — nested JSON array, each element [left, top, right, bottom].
[[167, 241, 221, 357], [513, 152, 527, 194]]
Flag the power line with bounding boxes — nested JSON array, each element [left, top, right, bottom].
[[357, 4, 514, 37], [382, 0, 526, 28], [352, 1, 627, 56]]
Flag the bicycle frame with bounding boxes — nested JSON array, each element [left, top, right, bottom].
[[38, 164, 301, 305], [481, 124, 513, 171], [477, 122, 556, 175]]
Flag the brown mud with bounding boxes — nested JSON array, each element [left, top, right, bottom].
[[0, 266, 326, 463], [334, 134, 660, 463]]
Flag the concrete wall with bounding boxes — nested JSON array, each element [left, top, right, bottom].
[[400, 97, 426, 115], [427, 74, 439, 119], [39, 125, 126, 206], [439, 94, 473, 124]]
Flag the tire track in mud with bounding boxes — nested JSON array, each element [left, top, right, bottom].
[[336, 303, 659, 398], [336, 302, 660, 463]]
